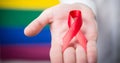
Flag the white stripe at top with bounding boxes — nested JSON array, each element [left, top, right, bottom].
[[60, 0, 96, 15]]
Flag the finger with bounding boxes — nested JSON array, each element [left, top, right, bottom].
[[24, 8, 52, 37], [50, 44, 63, 63], [87, 40, 97, 63], [76, 45, 87, 63], [85, 19, 97, 63], [63, 47, 76, 63], [86, 28, 97, 63], [86, 33, 97, 63]]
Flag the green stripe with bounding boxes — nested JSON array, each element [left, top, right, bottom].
[[0, 9, 47, 27]]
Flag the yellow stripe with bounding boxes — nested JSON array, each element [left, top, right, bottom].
[[0, 0, 59, 10]]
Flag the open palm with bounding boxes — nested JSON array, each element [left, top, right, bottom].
[[24, 3, 98, 63]]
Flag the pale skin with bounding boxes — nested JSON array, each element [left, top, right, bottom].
[[24, 3, 98, 63]]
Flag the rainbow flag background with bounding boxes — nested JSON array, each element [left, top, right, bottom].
[[0, 0, 59, 62]]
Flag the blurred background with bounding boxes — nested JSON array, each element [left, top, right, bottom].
[[0, 0, 59, 63]]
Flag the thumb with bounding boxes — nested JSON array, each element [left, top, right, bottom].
[[24, 8, 52, 37]]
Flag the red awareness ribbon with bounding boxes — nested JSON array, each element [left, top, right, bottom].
[[62, 10, 87, 52]]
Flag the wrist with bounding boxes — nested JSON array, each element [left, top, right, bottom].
[[60, 0, 96, 15]]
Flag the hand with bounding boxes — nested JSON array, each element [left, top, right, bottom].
[[24, 3, 98, 63]]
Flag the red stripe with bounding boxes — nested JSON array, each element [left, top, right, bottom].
[[0, 44, 50, 60]]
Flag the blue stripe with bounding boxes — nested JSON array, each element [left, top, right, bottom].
[[0, 27, 51, 45]]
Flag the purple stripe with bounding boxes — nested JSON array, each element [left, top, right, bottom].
[[0, 44, 50, 60]]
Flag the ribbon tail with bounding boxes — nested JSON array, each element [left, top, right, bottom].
[[77, 31, 87, 52], [62, 29, 74, 52]]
